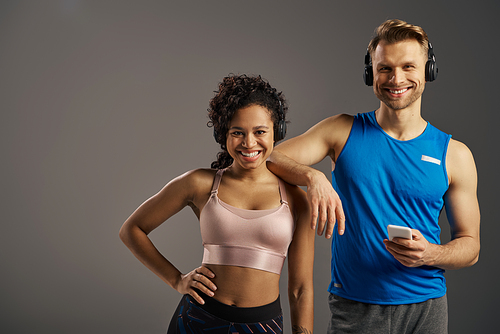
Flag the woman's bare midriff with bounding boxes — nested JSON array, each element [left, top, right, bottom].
[[203, 264, 281, 307]]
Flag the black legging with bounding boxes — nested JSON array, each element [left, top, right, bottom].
[[167, 290, 283, 333]]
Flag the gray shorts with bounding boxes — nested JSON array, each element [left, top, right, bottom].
[[327, 294, 448, 334]]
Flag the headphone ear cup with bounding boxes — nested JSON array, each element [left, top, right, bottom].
[[425, 42, 438, 82], [273, 91, 286, 142], [425, 60, 432, 81], [213, 128, 220, 143], [425, 59, 438, 82], [364, 65, 373, 86], [363, 50, 373, 86], [275, 120, 287, 142]]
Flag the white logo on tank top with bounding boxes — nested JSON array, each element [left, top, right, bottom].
[[421, 155, 441, 165]]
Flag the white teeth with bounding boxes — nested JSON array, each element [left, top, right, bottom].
[[389, 88, 408, 94], [241, 151, 259, 157]]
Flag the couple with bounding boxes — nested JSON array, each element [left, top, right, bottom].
[[120, 19, 480, 334]]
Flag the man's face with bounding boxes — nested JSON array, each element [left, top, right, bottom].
[[371, 39, 427, 111]]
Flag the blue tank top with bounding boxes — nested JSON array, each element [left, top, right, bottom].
[[328, 111, 451, 304]]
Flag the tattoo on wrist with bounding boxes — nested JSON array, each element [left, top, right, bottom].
[[292, 325, 312, 334]]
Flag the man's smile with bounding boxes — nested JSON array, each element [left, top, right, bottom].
[[387, 87, 409, 94]]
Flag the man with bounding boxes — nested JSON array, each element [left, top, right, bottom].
[[268, 19, 480, 333]]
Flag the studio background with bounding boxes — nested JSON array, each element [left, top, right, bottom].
[[2, 1, 498, 333]]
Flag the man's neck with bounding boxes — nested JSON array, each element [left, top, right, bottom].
[[375, 101, 427, 141]]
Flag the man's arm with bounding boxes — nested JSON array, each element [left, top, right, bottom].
[[384, 139, 480, 269], [268, 114, 353, 238]]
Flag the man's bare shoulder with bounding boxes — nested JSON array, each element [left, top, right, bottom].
[[311, 114, 354, 156], [446, 139, 477, 186], [315, 113, 354, 130], [447, 139, 474, 163], [302, 113, 353, 142]]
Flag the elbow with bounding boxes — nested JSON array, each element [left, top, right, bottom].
[[469, 247, 480, 267], [469, 241, 481, 266], [119, 224, 128, 244], [288, 283, 314, 303], [288, 284, 314, 317], [459, 245, 480, 269], [119, 222, 135, 246], [119, 221, 149, 247]]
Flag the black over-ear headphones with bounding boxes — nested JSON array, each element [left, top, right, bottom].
[[363, 41, 438, 86], [213, 92, 287, 143], [274, 91, 287, 142], [425, 42, 438, 82]]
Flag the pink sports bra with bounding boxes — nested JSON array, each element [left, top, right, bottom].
[[200, 168, 295, 275]]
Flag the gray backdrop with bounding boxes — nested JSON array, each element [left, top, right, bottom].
[[2, 1, 498, 333]]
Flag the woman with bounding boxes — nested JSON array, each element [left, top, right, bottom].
[[119, 74, 314, 333]]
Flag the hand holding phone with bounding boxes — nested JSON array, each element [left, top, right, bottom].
[[387, 225, 412, 241]]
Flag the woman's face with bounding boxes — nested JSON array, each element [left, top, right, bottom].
[[226, 104, 274, 170]]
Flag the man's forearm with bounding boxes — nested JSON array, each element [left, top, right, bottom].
[[428, 236, 480, 270], [267, 151, 322, 187], [268, 150, 346, 238]]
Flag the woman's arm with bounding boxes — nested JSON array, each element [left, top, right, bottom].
[[286, 185, 315, 333], [119, 169, 217, 304]]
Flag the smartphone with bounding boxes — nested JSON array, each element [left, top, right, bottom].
[[387, 225, 412, 241]]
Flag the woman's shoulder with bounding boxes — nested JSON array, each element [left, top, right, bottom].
[[174, 168, 218, 189], [164, 168, 218, 210], [281, 180, 309, 215]]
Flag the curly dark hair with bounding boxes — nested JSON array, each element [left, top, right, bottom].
[[207, 74, 288, 169]]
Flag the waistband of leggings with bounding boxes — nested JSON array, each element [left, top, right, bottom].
[[190, 290, 281, 323]]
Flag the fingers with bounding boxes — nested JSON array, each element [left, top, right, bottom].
[[335, 204, 345, 236], [306, 176, 345, 238], [308, 193, 331, 236], [324, 199, 346, 238], [189, 280, 214, 305], [383, 240, 413, 266], [310, 198, 319, 231], [182, 267, 217, 305], [316, 203, 328, 237], [196, 266, 216, 280], [384, 238, 413, 251], [193, 267, 217, 294], [383, 239, 426, 267], [323, 202, 335, 238], [190, 289, 207, 305], [309, 195, 345, 239]]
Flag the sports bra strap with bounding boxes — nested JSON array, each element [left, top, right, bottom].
[[278, 179, 288, 205], [211, 168, 288, 204], [210, 169, 224, 195]]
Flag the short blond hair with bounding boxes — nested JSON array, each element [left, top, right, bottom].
[[367, 19, 429, 56]]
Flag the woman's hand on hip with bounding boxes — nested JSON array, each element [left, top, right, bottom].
[[175, 266, 217, 304]]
